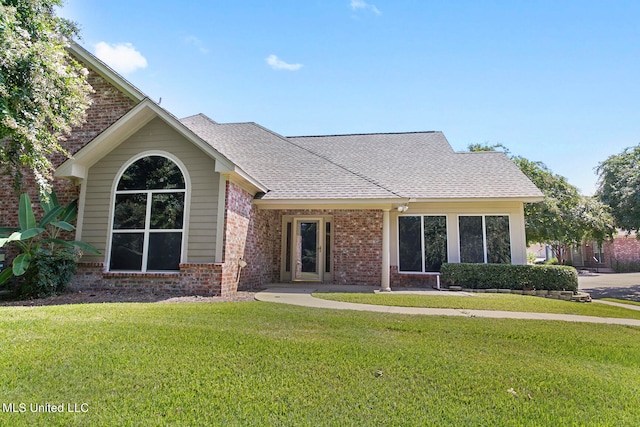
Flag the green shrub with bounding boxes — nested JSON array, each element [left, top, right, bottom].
[[440, 263, 578, 292], [18, 250, 79, 298]]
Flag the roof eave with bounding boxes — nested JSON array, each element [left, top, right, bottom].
[[67, 41, 146, 103], [254, 195, 544, 209], [409, 196, 545, 203], [254, 197, 400, 210]]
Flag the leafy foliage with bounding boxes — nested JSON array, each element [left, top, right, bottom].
[[0, 191, 99, 297], [0, 0, 92, 193], [440, 262, 578, 291], [596, 144, 640, 234], [19, 249, 78, 298]]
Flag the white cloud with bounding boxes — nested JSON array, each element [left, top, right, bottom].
[[183, 35, 209, 54], [350, 0, 381, 15], [266, 54, 303, 71], [94, 42, 148, 74]]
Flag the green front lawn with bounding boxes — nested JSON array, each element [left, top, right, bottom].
[[314, 292, 640, 319], [1, 301, 640, 426]]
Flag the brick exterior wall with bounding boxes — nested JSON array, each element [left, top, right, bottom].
[[222, 181, 279, 293], [71, 262, 223, 296], [576, 236, 640, 271], [245, 208, 385, 287], [333, 210, 383, 285], [605, 235, 640, 270]]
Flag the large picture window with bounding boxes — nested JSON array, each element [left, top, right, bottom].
[[459, 215, 511, 264], [109, 155, 186, 272], [398, 215, 448, 273]]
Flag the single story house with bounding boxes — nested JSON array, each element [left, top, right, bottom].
[[570, 232, 640, 273], [2, 43, 544, 295]]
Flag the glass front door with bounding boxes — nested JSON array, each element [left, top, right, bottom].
[[294, 219, 322, 281]]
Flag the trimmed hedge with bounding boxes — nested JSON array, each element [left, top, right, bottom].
[[440, 263, 578, 292]]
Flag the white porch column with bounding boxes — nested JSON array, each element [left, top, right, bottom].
[[381, 208, 391, 291]]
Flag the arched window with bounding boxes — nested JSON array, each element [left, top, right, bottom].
[[109, 155, 186, 272]]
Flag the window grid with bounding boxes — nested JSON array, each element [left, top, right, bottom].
[[109, 155, 186, 273]]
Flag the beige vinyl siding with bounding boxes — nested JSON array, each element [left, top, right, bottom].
[[81, 117, 220, 264]]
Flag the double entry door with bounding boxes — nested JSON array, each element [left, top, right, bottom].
[[282, 217, 332, 282]]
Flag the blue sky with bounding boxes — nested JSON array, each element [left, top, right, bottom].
[[59, 0, 640, 195]]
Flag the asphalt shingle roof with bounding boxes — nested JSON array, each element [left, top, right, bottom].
[[180, 114, 543, 201], [180, 114, 397, 200]]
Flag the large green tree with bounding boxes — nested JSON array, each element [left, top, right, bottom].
[[469, 144, 616, 262], [596, 144, 640, 234], [0, 0, 92, 194]]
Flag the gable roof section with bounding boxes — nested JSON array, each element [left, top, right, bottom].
[[55, 100, 265, 192], [288, 133, 544, 201], [180, 114, 399, 201], [57, 44, 263, 193]]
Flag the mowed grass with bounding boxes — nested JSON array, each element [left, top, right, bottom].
[[314, 292, 640, 319], [0, 301, 640, 426]]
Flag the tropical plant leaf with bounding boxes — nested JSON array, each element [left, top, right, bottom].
[[12, 253, 32, 276], [71, 240, 102, 255], [50, 221, 75, 232], [39, 206, 64, 228], [60, 199, 78, 223], [8, 228, 44, 242], [0, 267, 13, 286], [40, 238, 100, 255], [18, 194, 36, 230]]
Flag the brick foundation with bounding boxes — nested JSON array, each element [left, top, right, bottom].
[[390, 266, 439, 288], [71, 262, 223, 296]]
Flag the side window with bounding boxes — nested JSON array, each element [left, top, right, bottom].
[[398, 215, 448, 273], [459, 215, 511, 264], [109, 156, 186, 271]]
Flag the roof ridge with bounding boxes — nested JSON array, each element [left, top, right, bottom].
[[288, 131, 439, 139], [180, 113, 218, 124]]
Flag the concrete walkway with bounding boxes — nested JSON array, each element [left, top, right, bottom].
[[255, 285, 640, 327]]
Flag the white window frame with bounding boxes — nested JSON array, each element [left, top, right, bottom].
[[457, 214, 512, 264], [106, 151, 191, 273], [397, 214, 449, 274]]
